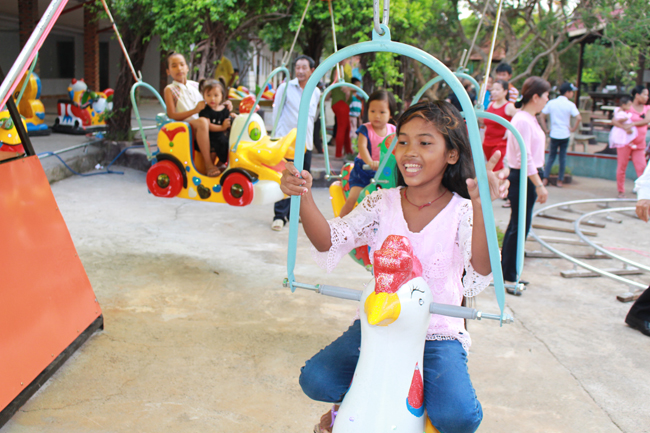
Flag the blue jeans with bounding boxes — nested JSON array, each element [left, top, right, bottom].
[[543, 137, 569, 181], [299, 321, 483, 433]]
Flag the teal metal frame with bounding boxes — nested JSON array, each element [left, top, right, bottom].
[[319, 82, 369, 178], [130, 81, 167, 161], [412, 72, 481, 108], [474, 111, 527, 283], [286, 25, 508, 323]]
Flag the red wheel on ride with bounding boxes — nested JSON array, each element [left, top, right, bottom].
[[222, 172, 254, 206], [146, 160, 183, 197]]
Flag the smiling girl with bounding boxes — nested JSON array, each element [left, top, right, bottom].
[[281, 100, 509, 433], [164, 53, 232, 177]]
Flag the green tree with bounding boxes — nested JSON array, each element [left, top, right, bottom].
[[153, 0, 291, 80], [95, 0, 158, 140]]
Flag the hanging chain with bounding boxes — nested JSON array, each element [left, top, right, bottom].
[[373, 0, 390, 35]]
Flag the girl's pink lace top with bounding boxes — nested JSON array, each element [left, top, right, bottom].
[[313, 187, 493, 350]]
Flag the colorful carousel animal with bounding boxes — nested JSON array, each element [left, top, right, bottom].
[[14, 71, 49, 136], [52, 78, 113, 134], [0, 111, 28, 159], [329, 133, 398, 269], [146, 95, 297, 206], [333, 235, 438, 433]]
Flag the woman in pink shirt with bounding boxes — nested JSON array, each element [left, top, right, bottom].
[[613, 85, 650, 198], [501, 76, 550, 290]]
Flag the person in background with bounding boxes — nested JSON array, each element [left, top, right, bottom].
[[608, 96, 639, 197], [482, 79, 516, 171], [495, 63, 519, 104], [540, 82, 582, 188], [339, 90, 396, 217], [482, 76, 493, 110], [270, 55, 321, 231], [624, 161, 650, 336], [612, 85, 649, 198], [446, 79, 476, 113], [313, 81, 326, 154], [330, 56, 353, 158], [501, 77, 550, 292], [348, 77, 363, 144], [164, 53, 232, 178], [231, 68, 240, 88]]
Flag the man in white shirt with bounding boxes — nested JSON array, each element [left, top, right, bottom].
[[625, 162, 650, 336], [271, 55, 321, 231], [540, 82, 582, 187]]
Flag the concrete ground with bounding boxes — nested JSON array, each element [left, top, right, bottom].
[[1, 166, 649, 433]]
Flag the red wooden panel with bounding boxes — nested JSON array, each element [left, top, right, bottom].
[[0, 156, 101, 411]]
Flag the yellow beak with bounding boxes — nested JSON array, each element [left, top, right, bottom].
[[365, 292, 401, 326]]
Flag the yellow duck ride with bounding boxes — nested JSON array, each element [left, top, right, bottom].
[[146, 95, 298, 206], [0, 111, 28, 160], [14, 71, 49, 136]]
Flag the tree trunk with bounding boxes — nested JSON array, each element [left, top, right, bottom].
[[107, 28, 152, 141], [301, 22, 326, 66], [637, 50, 646, 87]]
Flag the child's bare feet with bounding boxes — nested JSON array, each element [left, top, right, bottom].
[[313, 405, 338, 433], [206, 165, 222, 177]]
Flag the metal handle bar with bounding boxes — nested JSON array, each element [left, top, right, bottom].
[[285, 279, 512, 323], [412, 72, 481, 106], [130, 81, 167, 161]]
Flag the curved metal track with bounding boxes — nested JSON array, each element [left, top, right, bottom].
[[529, 198, 648, 291]]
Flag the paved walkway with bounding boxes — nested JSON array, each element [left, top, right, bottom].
[[1, 168, 648, 432]]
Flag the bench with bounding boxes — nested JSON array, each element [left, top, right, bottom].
[[572, 134, 596, 152]]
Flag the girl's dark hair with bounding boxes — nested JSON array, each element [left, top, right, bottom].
[[631, 85, 647, 99], [395, 100, 475, 199], [620, 95, 632, 105], [494, 79, 510, 100], [294, 54, 315, 69], [199, 78, 227, 98], [166, 52, 186, 67], [367, 89, 397, 119], [514, 76, 551, 109]]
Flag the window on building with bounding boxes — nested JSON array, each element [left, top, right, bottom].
[[57, 41, 75, 78], [100, 42, 109, 90]]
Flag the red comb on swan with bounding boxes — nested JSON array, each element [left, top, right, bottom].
[[373, 235, 423, 294]]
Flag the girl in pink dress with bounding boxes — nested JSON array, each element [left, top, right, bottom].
[[281, 100, 509, 433], [339, 90, 397, 217], [609, 96, 638, 149], [613, 86, 650, 198]]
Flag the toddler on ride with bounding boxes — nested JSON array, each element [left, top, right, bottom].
[[281, 100, 509, 433], [339, 90, 397, 217], [163, 53, 231, 177], [198, 78, 236, 174]]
